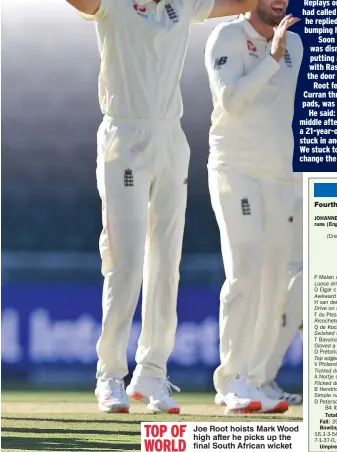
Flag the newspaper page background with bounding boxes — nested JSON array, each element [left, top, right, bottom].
[[2, 0, 337, 451]]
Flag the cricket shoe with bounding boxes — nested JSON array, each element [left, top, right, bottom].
[[261, 380, 303, 406], [126, 376, 180, 414], [215, 377, 262, 414], [244, 382, 288, 414], [95, 377, 130, 413]]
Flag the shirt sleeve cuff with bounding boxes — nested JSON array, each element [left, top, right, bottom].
[[80, 0, 109, 21], [192, 0, 215, 23]]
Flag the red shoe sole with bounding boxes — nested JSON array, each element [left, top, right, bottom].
[[260, 401, 288, 414], [224, 401, 262, 414], [108, 407, 130, 414], [132, 392, 144, 401], [167, 407, 180, 414], [98, 404, 130, 414]]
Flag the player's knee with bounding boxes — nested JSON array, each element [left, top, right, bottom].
[[162, 262, 180, 283], [235, 240, 264, 279], [220, 240, 262, 304], [102, 248, 144, 280], [153, 250, 181, 283]]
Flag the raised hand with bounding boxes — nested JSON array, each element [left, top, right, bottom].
[[271, 14, 300, 63]]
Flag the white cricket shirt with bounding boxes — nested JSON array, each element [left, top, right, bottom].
[[82, 0, 214, 120], [205, 15, 303, 182]]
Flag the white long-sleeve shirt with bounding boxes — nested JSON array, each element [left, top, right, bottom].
[[205, 15, 303, 182], [81, 0, 214, 120]]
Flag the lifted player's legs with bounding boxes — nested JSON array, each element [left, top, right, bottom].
[[127, 125, 189, 414], [95, 122, 152, 413]]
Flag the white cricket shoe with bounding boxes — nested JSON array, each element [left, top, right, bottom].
[[244, 381, 289, 414], [95, 377, 130, 413], [215, 377, 288, 414], [126, 376, 180, 414], [215, 377, 262, 414], [261, 380, 303, 406]]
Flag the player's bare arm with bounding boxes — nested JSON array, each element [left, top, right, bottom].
[[208, 0, 258, 18], [66, 0, 101, 15]]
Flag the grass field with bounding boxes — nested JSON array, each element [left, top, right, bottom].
[[2, 390, 303, 452]]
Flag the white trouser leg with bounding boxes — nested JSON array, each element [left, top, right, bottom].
[[96, 121, 152, 379], [134, 126, 190, 379], [265, 270, 303, 382], [248, 182, 293, 386], [265, 195, 303, 382], [208, 169, 264, 392], [289, 192, 303, 278]]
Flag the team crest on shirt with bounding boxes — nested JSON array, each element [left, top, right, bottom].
[[247, 40, 258, 58], [164, 3, 179, 23], [133, 3, 148, 17]]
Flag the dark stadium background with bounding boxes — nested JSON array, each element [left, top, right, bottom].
[[1, 0, 303, 391]]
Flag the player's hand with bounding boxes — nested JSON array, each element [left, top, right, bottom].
[[270, 14, 300, 63]]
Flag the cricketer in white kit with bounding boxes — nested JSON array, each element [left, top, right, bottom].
[[263, 173, 303, 405], [205, 0, 303, 414], [66, 0, 257, 414]]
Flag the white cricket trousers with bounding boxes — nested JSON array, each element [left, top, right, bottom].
[[209, 168, 293, 389], [265, 187, 303, 382], [95, 116, 190, 380]]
